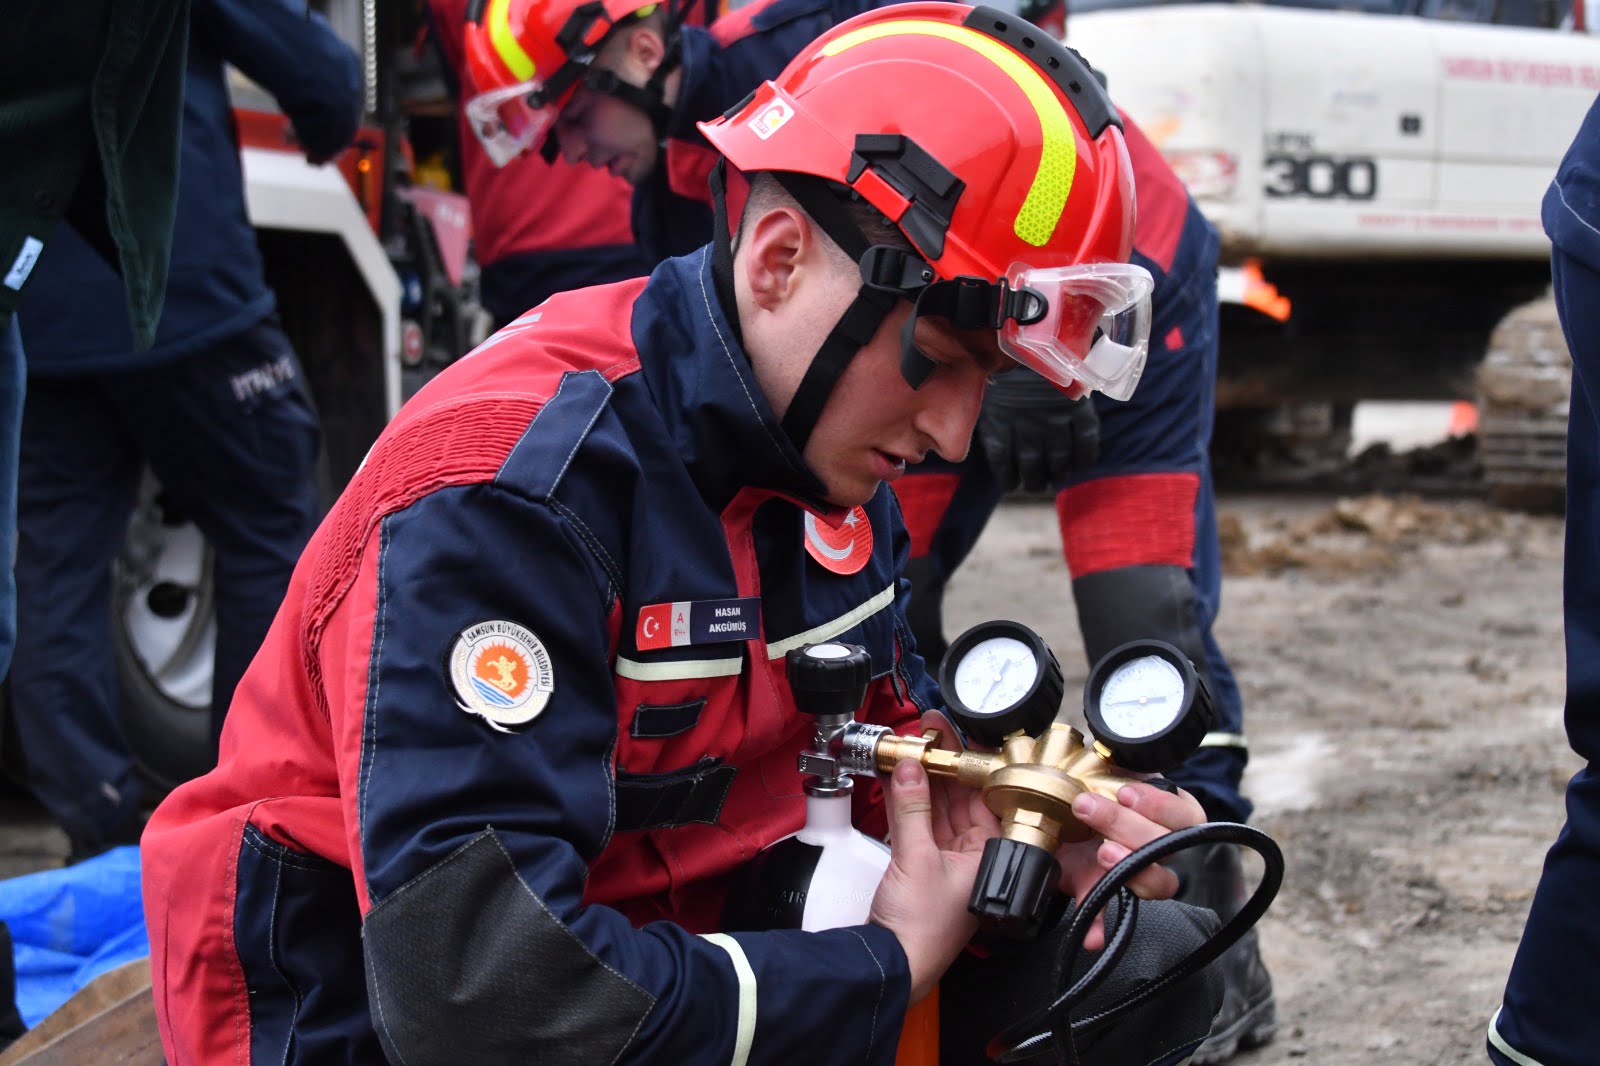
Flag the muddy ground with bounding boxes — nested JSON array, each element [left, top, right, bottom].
[[948, 493, 1576, 1065], [0, 491, 1576, 1064]]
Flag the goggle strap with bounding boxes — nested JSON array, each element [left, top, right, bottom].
[[780, 287, 896, 449], [580, 67, 674, 133], [859, 245, 936, 294], [908, 276, 1050, 330]]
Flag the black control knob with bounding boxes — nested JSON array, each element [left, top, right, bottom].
[[787, 642, 873, 719], [970, 836, 1062, 941]]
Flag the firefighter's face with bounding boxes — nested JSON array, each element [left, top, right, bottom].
[[555, 85, 660, 183], [802, 304, 999, 508], [737, 203, 999, 508], [553, 22, 671, 184]]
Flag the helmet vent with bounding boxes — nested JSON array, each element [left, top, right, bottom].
[[963, 5, 1122, 138]]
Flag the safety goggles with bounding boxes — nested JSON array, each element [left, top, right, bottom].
[[465, 80, 560, 167], [867, 247, 1155, 402], [998, 261, 1154, 402]]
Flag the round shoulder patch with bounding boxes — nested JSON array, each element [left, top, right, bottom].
[[448, 621, 554, 731], [805, 507, 873, 575]]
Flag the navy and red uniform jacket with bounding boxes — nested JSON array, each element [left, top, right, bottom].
[[142, 248, 937, 1064], [429, 0, 647, 322], [633, 0, 886, 264]]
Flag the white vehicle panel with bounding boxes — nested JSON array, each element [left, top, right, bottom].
[[1433, 21, 1599, 210], [1071, 3, 1598, 260], [241, 147, 403, 420], [1068, 6, 1266, 233]]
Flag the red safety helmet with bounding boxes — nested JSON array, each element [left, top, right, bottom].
[[698, 2, 1151, 444], [463, 0, 685, 165]]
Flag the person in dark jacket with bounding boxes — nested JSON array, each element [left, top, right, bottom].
[[10, 0, 362, 859], [0, 0, 190, 681], [1488, 94, 1600, 1066]]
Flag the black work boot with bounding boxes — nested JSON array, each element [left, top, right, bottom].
[[1167, 842, 1278, 1063]]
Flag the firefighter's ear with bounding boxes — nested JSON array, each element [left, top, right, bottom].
[[740, 205, 809, 312], [623, 21, 668, 79]]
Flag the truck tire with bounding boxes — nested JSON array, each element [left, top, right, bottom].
[[111, 481, 217, 793], [1477, 291, 1570, 514]]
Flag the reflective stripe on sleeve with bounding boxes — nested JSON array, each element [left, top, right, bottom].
[[702, 933, 757, 1066], [1199, 732, 1247, 750]]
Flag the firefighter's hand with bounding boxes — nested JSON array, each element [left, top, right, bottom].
[[1055, 782, 1206, 950], [869, 758, 997, 1004], [978, 368, 1100, 492]]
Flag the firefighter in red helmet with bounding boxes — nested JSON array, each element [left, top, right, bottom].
[[141, 7, 1209, 1064]]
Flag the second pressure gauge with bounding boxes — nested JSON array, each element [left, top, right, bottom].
[[1083, 640, 1215, 773], [939, 621, 1064, 746]]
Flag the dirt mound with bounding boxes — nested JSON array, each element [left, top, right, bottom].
[[1219, 494, 1510, 577]]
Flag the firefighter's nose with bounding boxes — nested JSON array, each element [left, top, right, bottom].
[[917, 377, 984, 464]]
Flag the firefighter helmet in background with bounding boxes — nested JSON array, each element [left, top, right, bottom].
[[463, 0, 687, 165], [698, 2, 1152, 448]]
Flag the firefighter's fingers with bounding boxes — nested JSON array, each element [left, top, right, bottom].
[[1064, 786, 1205, 901], [1094, 840, 1180, 900], [884, 759, 938, 864], [1114, 782, 1207, 832]]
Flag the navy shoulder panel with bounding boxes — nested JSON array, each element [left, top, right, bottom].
[[496, 369, 619, 501]]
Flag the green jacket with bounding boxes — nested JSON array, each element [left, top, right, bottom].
[[0, 0, 190, 349]]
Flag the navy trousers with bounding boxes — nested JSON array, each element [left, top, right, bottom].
[[1489, 249, 1600, 1066], [9, 316, 319, 847]]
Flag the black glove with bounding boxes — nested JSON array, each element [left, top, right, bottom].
[[940, 895, 1224, 1066], [979, 369, 1101, 493]]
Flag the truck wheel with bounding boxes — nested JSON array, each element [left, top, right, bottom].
[[111, 482, 216, 793]]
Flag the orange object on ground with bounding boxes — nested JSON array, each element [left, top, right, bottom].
[[895, 985, 940, 1065]]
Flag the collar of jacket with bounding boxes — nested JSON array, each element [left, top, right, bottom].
[[662, 26, 720, 145], [633, 248, 844, 520]]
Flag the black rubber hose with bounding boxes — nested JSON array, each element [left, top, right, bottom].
[[988, 822, 1284, 1064]]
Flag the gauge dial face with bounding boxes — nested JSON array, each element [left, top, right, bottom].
[[1097, 655, 1185, 738], [952, 636, 1040, 715]]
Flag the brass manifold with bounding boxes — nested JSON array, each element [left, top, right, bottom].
[[869, 723, 1133, 848]]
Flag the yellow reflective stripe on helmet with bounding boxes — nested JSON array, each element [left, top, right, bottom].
[[488, 0, 537, 81], [819, 20, 1075, 248]]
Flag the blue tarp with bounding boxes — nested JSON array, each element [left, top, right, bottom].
[[0, 847, 148, 1026]]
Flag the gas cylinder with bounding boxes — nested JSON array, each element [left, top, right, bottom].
[[722, 641, 938, 1064]]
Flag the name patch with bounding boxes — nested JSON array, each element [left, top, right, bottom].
[[636, 597, 761, 651]]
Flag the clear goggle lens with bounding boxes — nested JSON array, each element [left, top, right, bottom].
[[465, 80, 557, 167], [998, 262, 1155, 401]]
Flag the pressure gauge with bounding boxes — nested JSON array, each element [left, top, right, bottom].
[[1083, 640, 1215, 773], [938, 621, 1064, 746]]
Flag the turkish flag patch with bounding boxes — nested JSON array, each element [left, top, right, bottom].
[[804, 507, 873, 575]]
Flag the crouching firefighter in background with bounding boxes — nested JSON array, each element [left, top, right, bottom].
[[888, 9, 1277, 1057], [142, 6, 1239, 1062]]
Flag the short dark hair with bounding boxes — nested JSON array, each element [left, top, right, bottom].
[[735, 171, 918, 263]]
